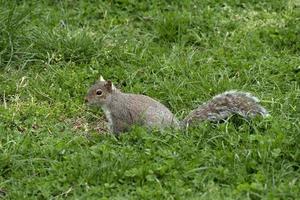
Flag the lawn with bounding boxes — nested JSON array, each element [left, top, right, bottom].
[[0, 0, 299, 199]]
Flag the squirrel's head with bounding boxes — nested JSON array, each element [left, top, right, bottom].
[[85, 76, 117, 106]]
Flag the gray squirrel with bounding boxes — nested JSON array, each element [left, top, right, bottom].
[[85, 76, 269, 134]]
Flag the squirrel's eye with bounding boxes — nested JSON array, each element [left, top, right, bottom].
[[96, 90, 103, 96]]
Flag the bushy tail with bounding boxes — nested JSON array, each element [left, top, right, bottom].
[[182, 91, 269, 127]]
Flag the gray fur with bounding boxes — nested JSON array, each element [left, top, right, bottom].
[[108, 92, 180, 133], [85, 81, 179, 134], [182, 91, 269, 127], [86, 81, 269, 134]]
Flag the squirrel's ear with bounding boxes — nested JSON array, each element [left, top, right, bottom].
[[105, 80, 112, 92], [105, 80, 116, 92], [99, 76, 105, 81]]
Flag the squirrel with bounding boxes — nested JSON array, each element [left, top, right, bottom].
[[85, 76, 269, 134]]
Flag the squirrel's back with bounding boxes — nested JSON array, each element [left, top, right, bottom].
[[183, 90, 269, 127], [109, 92, 179, 132]]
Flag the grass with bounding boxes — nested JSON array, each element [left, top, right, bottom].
[[0, 0, 299, 199]]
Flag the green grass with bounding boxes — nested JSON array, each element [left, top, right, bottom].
[[0, 0, 299, 199]]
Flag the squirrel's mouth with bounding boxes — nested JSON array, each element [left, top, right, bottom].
[[85, 100, 93, 105], [85, 100, 102, 107]]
